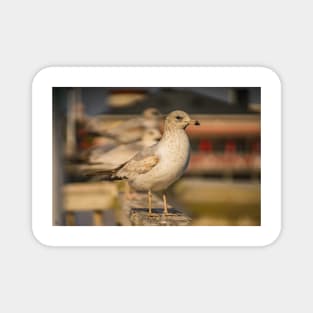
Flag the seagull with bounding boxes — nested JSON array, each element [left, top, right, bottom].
[[88, 128, 162, 170], [101, 107, 162, 143], [113, 110, 200, 215]]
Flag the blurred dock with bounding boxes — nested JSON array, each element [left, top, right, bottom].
[[62, 181, 191, 226], [63, 182, 118, 226], [173, 178, 260, 226]]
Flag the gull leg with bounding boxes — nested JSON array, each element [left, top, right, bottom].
[[162, 192, 168, 215], [125, 182, 140, 200], [148, 189, 152, 215], [124, 181, 130, 198]]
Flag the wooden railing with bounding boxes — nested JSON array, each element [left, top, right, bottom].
[[62, 182, 118, 226], [61, 180, 191, 226]]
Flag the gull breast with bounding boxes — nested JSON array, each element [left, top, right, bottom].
[[129, 130, 190, 191]]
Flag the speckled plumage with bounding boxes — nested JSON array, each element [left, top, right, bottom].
[[117, 111, 199, 193]]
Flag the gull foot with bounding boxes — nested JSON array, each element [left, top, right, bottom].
[[125, 192, 142, 200], [147, 210, 159, 217], [163, 212, 176, 217]]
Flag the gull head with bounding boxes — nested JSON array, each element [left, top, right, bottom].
[[143, 107, 162, 120], [142, 128, 162, 143], [165, 110, 200, 130]]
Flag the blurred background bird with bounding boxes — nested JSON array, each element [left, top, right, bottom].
[[88, 128, 162, 170], [75, 107, 162, 162], [90, 107, 162, 144]]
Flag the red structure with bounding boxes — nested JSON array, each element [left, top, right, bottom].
[[186, 115, 260, 175]]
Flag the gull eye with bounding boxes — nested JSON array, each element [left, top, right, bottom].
[[176, 115, 182, 120]]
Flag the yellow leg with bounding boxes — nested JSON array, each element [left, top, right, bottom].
[[124, 181, 130, 197], [148, 190, 152, 214], [125, 181, 134, 199], [162, 192, 168, 215], [125, 182, 141, 200]]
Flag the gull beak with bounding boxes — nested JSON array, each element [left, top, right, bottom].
[[190, 119, 200, 126]]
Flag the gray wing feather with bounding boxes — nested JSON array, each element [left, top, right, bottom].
[[117, 144, 159, 177]]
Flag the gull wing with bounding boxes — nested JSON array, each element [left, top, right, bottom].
[[117, 145, 159, 177], [105, 117, 144, 137]]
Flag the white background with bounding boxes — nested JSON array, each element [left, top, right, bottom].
[[32, 67, 281, 247], [0, 0, 311, 312]]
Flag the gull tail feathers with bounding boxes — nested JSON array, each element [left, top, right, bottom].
[[83, 163, 128, 181]]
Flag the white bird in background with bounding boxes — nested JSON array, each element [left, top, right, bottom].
[[88, 128, 162, 170], [78, 107, 162, 162], [111, 110, 200, 214], [100, 107, 162, 143]]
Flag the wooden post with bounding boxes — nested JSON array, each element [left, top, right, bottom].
[[65, 212, 76, 226], [93, 210, 103, 226], [63, 182, 118, 226], [65, 90, 75, 158], [118, 192, 191, 226], [53, 88, 67, 225], [129, 207, 191, 226]]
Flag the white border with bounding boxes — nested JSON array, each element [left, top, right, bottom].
[[32, 67, 281, 247]]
